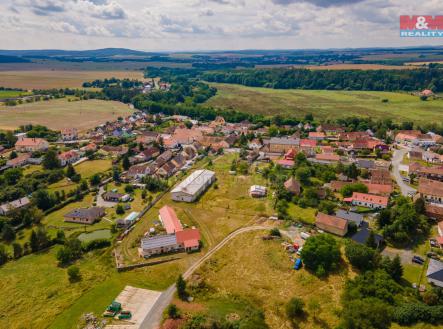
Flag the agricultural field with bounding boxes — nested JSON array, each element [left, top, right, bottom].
[[206, 83, 443, 124], [0, 70, 145, 90], [0, 98, 133, 131]]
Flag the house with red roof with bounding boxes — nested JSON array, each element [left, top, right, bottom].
[[58, 150, 81, 166], [315, 212, 348, 236], [343, 192, 389, 209], [15, 138, 49, 152], [308, 132, 326, 141]]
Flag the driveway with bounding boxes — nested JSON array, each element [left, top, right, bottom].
[[96, 186, 117, 208], [140, 225, 270, 329], [391, 147, 416, 196]]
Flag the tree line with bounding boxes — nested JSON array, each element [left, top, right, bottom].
[[201, 67, 443, 92]]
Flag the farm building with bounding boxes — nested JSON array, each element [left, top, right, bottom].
[[138, 228, 201, 258], [343, 192, 389, 209], [171, 169, 216, 202], [0, 197, 31, 216], [15, 138, 49, 152], [159, 205, 183, 234], [315, 212, 348, 237]]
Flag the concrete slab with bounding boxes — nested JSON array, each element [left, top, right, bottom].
[[106, 286, 162, 329]]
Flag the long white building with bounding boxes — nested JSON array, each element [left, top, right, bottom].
[[171, 169, 216, 202]]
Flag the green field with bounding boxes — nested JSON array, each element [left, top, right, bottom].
[[0, 90, 31, 98], [206, 83, 443, 124]]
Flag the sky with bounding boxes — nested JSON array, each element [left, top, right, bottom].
[[1, 0, 443, 51]]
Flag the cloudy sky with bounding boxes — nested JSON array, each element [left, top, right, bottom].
[[1, 0, 443, 51]]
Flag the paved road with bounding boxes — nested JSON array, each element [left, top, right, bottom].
[[140, 225, 270, 329], [391, 147, 416, 196]]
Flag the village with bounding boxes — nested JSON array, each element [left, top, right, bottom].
[[2, 105, 443, 328]]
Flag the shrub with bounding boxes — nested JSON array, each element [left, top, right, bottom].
[[345, 240, 378, 271], [286, 297, 305, 319], [166, 304, 181, 319], [67, 265, 81, 283]]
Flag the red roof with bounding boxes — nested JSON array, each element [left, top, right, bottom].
[[159, 206, 183, 234], [309, 132, 325, 139], [315, 153, 340, 162], [276, 159, 295, 167], [176, 228, 201, 246], [300, 139, 317, 148], [348, 192, 389, 207], [364, 183, 393, 195]]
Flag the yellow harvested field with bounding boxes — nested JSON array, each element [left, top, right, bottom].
[[0, 98, 133, 131], [0, 70, 145, 89]]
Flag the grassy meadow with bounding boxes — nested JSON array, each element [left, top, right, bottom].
[[0, 90, 32, 98], [0, 98, 133, 131], [206, 83, 443, 124]]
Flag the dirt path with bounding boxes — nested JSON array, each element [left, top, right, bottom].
[[140, 225, 271, 329]]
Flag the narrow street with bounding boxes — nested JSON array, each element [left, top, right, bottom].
[[391, 147, 416, 196]]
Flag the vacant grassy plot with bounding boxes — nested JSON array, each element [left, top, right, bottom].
[[0, 98, 133, 131], [0, 70, 145, 89], [117, 154, 274, 264], [190, 231, 350, 329], [75, 159, 112, 178], [206, 83, 443, 124]]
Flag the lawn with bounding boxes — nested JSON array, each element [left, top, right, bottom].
[[0, 70, 145, 90], [117, 153, 274, 264], [75, 159, 112, 178], [187, 231, 351, 329], [205, 83, 443, 124], [287, 203, 317, 224], [0, 98, 133, 131]]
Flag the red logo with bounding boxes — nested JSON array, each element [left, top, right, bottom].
[[400, 16, 443, 30]]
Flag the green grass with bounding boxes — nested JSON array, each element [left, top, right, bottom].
[[206, 83, 443, 124], [75, 159, 112, 178], [286, 203, 317, 224], [0, 90, 31, 98]]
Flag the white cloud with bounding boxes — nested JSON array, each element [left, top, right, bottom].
[[2, 0, 443, 50]]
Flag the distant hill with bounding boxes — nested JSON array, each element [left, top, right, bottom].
[[0, 55, 30, 63], [0, 48, 163, 58]]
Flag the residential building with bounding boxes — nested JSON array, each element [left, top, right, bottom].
[[171, 169, 216, 202], [58, 150, 80, 166], [363, 182, 393, 196], [127, 163, 154, 180], [427, 259, 443, 287], [64, 207, 105, 224], [136, 131, 159, 144], [264, 137, 300, 153], [335, 209, 363, 227], [315, 212, 348, 236], [0, 197, 31, 216], [284, 177, 301, 195], [344, 192, 389, 209], [15, 138, 49, 152], [314, 153, 341, 163], [418, 178, 443, 205], [7, 153, 31, 168], [308, 132, 326, 141], [102, 192, 125, 202], [61, 128, 78, 141]]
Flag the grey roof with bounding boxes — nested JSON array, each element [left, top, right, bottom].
[[141, 234, 177, 250], [269, 137, 300, 146], [0, 197, 30, 213], [336, 210, 363, 226], [357, 159, 375, 169], [171, 169, 215, 196], [427, 259, 443, 282], [64, 207, 104, 220]]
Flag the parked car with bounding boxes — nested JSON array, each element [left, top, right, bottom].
[[412, 255, 425, 264], [430, 239, 439, 248], [427, 252, 440, 260], [296, 246, 303, 256], [294, 258, 302, 270], [300, 232, 311, 240]]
